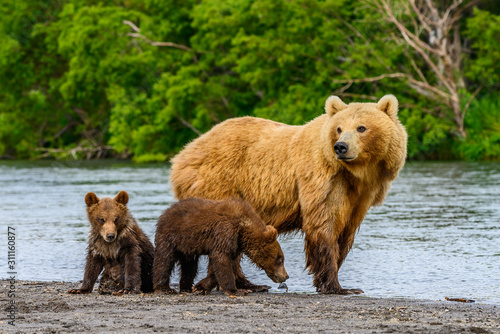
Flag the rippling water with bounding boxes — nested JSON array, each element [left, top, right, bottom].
[[1, 160, 499, 304]]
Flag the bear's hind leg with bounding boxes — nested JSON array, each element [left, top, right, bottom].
[[179, 255, 199, 293], [153, 244, 177, 294]]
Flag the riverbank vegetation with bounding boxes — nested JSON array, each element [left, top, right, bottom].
[[1, 0, 499, 161]]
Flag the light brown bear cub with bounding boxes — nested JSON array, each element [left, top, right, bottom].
[[68, 191, 154, 295], [153, 198, 289, 296]]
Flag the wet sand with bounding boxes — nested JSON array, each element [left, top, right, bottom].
[[1, 280, 499, 333]]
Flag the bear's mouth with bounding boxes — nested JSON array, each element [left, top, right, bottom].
[[337, 156, 356, 162]]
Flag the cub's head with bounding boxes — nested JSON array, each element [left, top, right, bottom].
[[85, 191, 130, 243], [322, 95, 407, 170], [244, 224, 289, 284]]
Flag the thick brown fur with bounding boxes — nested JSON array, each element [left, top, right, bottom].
[[170, 95, 407, 294], [68, 191, 154, 295], [153, 198, 288, 296]]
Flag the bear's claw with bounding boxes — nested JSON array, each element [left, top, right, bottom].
[[67, 289, 90, 294]]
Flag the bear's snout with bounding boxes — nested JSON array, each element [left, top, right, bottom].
[[279, 272, 289, 283], [106, 233, 116, 242], [269, 267, 289, 283], [334, 141, 349, 157]]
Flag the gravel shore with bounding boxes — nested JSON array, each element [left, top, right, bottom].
[[1, 280, 499, 333]]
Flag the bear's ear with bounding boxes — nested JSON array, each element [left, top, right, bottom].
[[325, 96, 348, 117], [85, 192, 100, 207], [262, 225, 278, 243], [376, 95, 399, 119], [114, 191, 129, 206]]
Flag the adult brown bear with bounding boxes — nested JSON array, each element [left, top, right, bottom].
[[170, 95, 407, 294]]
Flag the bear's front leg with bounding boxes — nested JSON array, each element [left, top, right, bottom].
[[336, 224, 364, 294], [211, 254, 250, 296], [304, 231, 362, 295], [68, 252, 104, 294], [233, 254, 271, 292], [118, 248, 141, 294]]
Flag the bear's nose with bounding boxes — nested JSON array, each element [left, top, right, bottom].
[[334, 141, 349, 156], [106, 233, 115, 241]]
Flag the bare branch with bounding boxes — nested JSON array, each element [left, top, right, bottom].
[[368, 0, 473, 137], [332, 72, 452, 102], [376, 0, 456, 95], [123, 20, 198, 52], [336, 93, 379, 101], [409, 0, 433, 35], [404, 48, 429, 84], [376, 0, 445, 57], [177, 116, 202, 136], [123, 20, 141, 33], [127, 33, 193, 52], [331, 72, 408, 84], [462, 85, 483, 119]]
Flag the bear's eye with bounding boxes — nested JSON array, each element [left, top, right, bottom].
[[114, 217, 119, 223], [99, 218, 105, 224], [357, 126, 366, 133], [276, 257, 283, 266], [337, 127, 342, 134]]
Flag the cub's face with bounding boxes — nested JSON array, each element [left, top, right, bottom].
[[322, 95, 403, 166], [85, 191, 130, 243], [251, 226, 289, 283]]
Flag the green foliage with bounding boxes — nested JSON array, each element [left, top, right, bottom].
[[399, 108, 454, 160], [453, 95, 500, 161], [0, 0, 499, 161], [465, 8, 500, 87]]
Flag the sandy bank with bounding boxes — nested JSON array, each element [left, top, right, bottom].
[[1, 280, 499, 333]]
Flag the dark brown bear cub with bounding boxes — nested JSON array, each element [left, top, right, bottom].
[[68, 191, 154, 295], [153, 198, 289, 296]]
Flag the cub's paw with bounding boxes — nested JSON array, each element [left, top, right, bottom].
[[192, 287, 212, 295], [153, 288, 177, 295], [67, 289, 90, 294], [113, 288, 139, 295], [249, 285, 271, 293], [225, 289, 251, 297]]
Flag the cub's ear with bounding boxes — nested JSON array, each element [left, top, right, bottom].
[[325, 95, 348, 117], [85, 192, 100, 207], [377, 95, 399, 119], [262, 225, 278, 243], [114, 191, 129, 205]]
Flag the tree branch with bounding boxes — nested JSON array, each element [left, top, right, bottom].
[[127, 32, 193, 51], [177, 116, 202, 136], [123, 20, 197, 52], [462, 85, 483, 120], [331, 72, 452, 101]]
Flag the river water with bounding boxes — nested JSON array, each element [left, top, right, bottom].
[[1, 160, 499, 304]]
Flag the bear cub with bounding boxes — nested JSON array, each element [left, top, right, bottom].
[[68, 191, 154, 295], [153, 198, 289, 296]]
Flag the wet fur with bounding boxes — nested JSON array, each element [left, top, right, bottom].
[[170, 95, 407, 294], [153, 198, 288, 296], [68, 191, 154, 294]]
